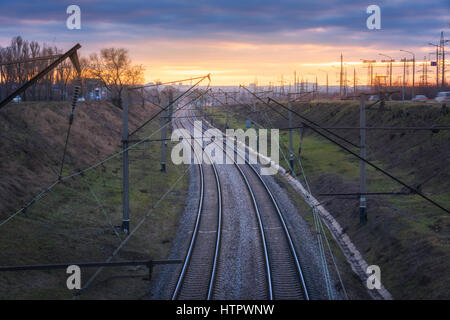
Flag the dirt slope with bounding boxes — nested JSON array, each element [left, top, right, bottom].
[[0, 100, 149, 215]]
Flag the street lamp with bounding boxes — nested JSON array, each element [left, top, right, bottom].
[[318, 69, 328, 97], [400, 49, 415, 97], [361, 59, 376, 89], [428, 43, 440, 87], [378, 53, 394, 87]]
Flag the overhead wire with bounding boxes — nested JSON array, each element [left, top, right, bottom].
[[0, 85, 211, 228], [268, 97, 449, 214]]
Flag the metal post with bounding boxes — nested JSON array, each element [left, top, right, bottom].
[[161, 91, 172, 172], [122, 88, 130, 234], [389, 60, 392, 87], [412, 56, 415, 97], [0, 66, 3, 101], [436, 46, 439, 87], [225, 92, 229, 129], [401, 50, 416, 98], [288, 94, 294, 173], [370, 64, 373, 89], [402, 58, 406, 102], [360, 94, 367, 225], [441, 32, 445, 87], [340, 53, 343, 98]]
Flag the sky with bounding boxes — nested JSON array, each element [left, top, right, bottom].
[[0, 0, 449, 86]]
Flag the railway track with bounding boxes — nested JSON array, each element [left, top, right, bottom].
[[171, 112, 222, 300], [171, 103, 309, 300]]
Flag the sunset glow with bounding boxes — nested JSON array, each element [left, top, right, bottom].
[[1, 1, 449, 86]]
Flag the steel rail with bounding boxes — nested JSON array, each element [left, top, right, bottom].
[[189, 108, 274, 300], [170, 120, 205, 300], [197, 110, 309, 300], [232, 145, 310, 300], [170, 106, 222, 300]]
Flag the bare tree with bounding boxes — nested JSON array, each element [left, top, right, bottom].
[[88, 48, 144, 107], [0, 38, 145, 104]]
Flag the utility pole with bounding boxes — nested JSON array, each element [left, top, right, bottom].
[[253, 84, 257, 112], [344, 70, 347, 96], [225, 92, 229, 129], [422, 56, 426, 86], [436, 44, 440, 87], [294, 71, 297, 98], [429, 42, 440, 87], [340, 53, 343, 98], [288, 93, 294, 173], [353, 68, 356, 95], [361, 59, 376, 91], [360, 94, 367, 225], [160, 90, 172, 172], [370, 64, 373, 89], [379, 53, 394, 87], [315, 76, 318, 99], [438, 32, 450, 87], [122, 87, 130, 234], [441, 32, 445, 87], [402, 57, 406, 101], [400, 49, 415, 97]]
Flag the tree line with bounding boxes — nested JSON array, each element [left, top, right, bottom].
[[0, 36, 145, 107]]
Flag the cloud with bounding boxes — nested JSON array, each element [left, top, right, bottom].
[[0, 0, 448, 46], [0, 0, 447, 85]]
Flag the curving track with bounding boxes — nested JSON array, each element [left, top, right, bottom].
[[171, 102, 310, 300], [171, 113, 222, 300]]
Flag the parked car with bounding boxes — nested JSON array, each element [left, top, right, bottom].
[[412, 95, 428, 103], [435, 92, 450, 103], [12, 95, 21, 103], [368, 95, 379, 101], [77, 97, 85, 102]]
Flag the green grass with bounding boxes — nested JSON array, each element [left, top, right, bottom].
[[0, 109, 189, 300], [216, 100, 450, 299]]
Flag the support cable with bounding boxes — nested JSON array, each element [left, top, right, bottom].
[[58, 81, 81, 179], [76, 164, 191, 295], [128, 74, 210, 137], [268, 97, 449, 214], [81, 175, 122, 241], [243, 85, 360, 149], [0, 88, 208, 228]]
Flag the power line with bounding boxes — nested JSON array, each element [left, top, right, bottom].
[[279, 125, 450, 132], [128, 74, 210, 137], [0, 88, 208, 228], [131, 74, 210, 90], [241, 85, 360, 148], [78, 164, 191, 294], [268, 97, 449, 214]]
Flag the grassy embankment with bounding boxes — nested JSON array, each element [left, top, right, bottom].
[[206, 100, 450, 299], [0, 101, 189, 299]]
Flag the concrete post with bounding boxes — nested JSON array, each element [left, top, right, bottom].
[[360, 94, 367, 225], [122, 88, 130, 234], [288, 94, 294, 173]]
